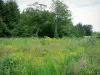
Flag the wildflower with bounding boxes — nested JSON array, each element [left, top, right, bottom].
[[45, 36, 52, 41], [7, 45, 17, 51], [42, 51, 48, 55], [32, 48, 36, 51], [80, 58, 84, 67]]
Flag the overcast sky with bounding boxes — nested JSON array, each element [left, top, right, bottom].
[[16, 0, 100, 31]]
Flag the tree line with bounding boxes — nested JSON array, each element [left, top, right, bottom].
[[0, 0, 93, 38]]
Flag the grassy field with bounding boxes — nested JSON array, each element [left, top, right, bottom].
[[0, 37, 100, 75]]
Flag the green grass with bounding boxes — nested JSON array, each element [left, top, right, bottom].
[[0, 37, 100, 75]]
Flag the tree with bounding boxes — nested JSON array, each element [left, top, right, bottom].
[[0, 0, 11, 37], [51, 0, 74, 38], [0, 0, 4, 19], [75, 23, 85, 37], [28, 2, 47, 37], [83, 25, 92, 36], [75, 23, 93, 37], [4, 0, 20, 36], [17, 6, 55, 37], [0, 18, 10, 37], [38, 11, 55, 37]]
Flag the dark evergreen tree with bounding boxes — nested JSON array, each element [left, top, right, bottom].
[[75, 23, 85, 37], [0, 0, 6, 22], [83, 25, 92, 36], [0, 18, 10, 37], [4, 0, 20, 36], [0, 0, 4, 18], [75, 23, 93, 37]]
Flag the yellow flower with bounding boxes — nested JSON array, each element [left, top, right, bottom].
[[42, 51, 48, 55], [34, 57, 39, 64], [7, 45, 17, 51], [70, 52, 77, 55], [45, 36, 52, 41], [32, 48, 36, 51], [7, 45, 12, 49]]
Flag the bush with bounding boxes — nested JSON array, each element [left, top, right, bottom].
[[0, 55, 21, 75], [0, 55, 35, 75], [97, 34, 100, 39]]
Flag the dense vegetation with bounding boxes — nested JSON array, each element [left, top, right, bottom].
[[0, 0, 93, 38], [0, 37, 100, 75]]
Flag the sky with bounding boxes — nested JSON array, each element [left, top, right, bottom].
[[16, 0, 100, 32]]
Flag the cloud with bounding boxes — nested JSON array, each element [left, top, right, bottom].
[[17, 0, 52, 11], [65, 0, 100, 8], [69, 3, 100, 31], [66, 0, 95, 4]]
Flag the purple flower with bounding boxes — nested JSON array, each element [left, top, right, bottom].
[[80, 58, 84, 67], [80, 62, 84, 67]]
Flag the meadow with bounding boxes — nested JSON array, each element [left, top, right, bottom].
[[0, 37, 100, 75]]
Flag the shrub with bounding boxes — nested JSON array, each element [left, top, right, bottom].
[[0, 55, 35, 75], [0, 55, 21, 75]]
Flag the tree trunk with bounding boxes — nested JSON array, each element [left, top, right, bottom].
[[36, 28, 39, 37]]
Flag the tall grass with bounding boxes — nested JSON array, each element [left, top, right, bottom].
[[0, 37, 100, 75]]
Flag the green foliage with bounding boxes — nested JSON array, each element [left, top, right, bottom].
[[4, 0, 20, 36], [83, 38, 100, 75], [83, 24, 93, 36], [17, 7, 55, 37], [0, 0, 11, 37], [92, 32, 100, 39], [0, 54, 36, 75], [52, 0, 74, 38], [97, 34, 100, 39], [0, 55, 21, 75], [0, 0, 5, 19], [0, 38, 100, 75], [75, 23, 85, 37], [0, 18, 10, 37], [75, 23, 93, 37], [0, 0, 93, 38], [0, 0, 20, 37]]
